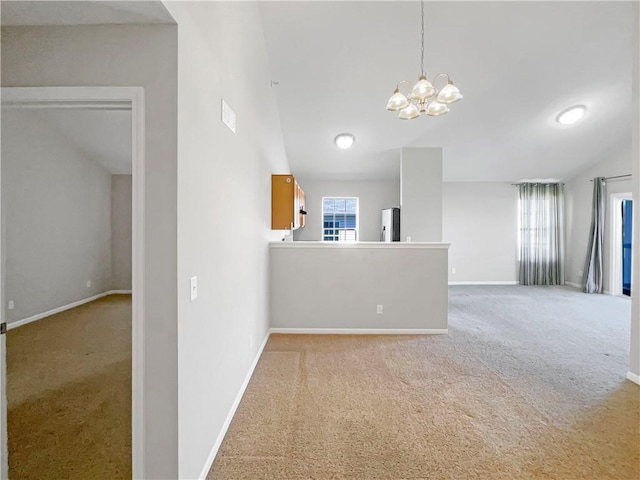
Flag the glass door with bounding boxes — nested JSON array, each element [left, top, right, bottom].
[[622, 200, 633, 297]]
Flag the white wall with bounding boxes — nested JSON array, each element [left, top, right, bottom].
[[443, 182, 518, 283], [564, 149, 633, 291], [111, 174, 132, 291], [293, 178, 399, 242], [159, 3, 289, 478], [294, 178, 520, 285], [2, 24, 179, 478], [271, 244, 449, 330], [2, 110, 112, 323], [401, 147, 443, 242]]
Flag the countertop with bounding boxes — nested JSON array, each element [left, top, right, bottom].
[[269, 241, 450, 249]]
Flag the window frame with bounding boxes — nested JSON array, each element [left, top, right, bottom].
[[321, 196, 359, 242]]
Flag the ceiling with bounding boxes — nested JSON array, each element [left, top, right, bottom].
[[16, 109, 133, 174], [259, 1, 634, 182], [1, 1, 174, 26], [1, 1, 633, 183]]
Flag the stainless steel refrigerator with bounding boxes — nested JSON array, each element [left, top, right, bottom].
[[380, 207, 400, 242]]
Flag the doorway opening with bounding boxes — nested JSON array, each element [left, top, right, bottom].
[[610, 192, 633, 297], [622, 199, 633, 296], [0, 87, 145, 479]]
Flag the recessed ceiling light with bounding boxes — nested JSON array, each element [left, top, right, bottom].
[[334, 133, 355, 150], [556, 105, 586, 125]]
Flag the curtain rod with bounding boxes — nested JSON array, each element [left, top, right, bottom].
[[590, 174, 632, 182], [511, 174, 631, 186], [510, 182, 565, 186]]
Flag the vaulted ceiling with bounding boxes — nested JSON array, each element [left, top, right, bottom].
[[1, 1, 634, 183], [259, 1, 634, 182], [18, 109, 133, 174]]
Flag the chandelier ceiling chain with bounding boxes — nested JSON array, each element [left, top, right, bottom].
[[420, 0, 424, 77], [386, 0, 463, 120]]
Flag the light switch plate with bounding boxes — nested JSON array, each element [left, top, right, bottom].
[[190, 276, 198, 302], [221, 99, 236, 133]]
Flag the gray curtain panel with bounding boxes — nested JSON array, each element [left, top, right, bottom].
[[583, 177, 606, 293], [519, 183, 565, 285]]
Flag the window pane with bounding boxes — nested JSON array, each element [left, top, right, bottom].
[[323, 199, 335, 213], [322, 197, 358, 243]]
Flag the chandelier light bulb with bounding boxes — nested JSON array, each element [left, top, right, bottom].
[[410, 76, 436, 101], [398, 103, 420, 120], [426, 101, 449, 116], [436, 82, 463, 104], [386, 89, 410, 111], [334, 133, 355, 149]]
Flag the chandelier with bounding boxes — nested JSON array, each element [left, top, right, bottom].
[[386, 0, 463, 120]]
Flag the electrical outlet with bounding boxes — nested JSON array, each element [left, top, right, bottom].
[[249, 335, 254, 349], [8, 300, 14, 310], [578, 270, 583, 277], [377, 304, 384, 314], [451, 267, 456, 274], [406, 236, 412, 242], [190, 276, 198, 301], [86, 280, 91, 288]]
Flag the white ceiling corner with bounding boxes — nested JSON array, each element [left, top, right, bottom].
[[1, 1, 175, 26], [29, 109, 133, 175]]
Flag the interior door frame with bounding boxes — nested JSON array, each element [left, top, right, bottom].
[[610, 191, 633, 297], [0, 86, 146, 479]]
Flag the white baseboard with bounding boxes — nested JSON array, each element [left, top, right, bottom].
[[269, 328, 448, 335], [198, 331, 270, 480], [448, 281, 519, 286], [7, 290, 132, 330], [626, 371, 640, 385], [565, 282, 623, 296]]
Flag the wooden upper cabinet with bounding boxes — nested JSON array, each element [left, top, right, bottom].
[[272, 174, 306, 230]]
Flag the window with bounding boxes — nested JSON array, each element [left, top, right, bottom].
[[518, 196, 555, 261], [518, 183, 564, 285], [322, 197, 358, 242]]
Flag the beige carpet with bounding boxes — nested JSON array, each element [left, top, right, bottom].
[[7, 294, 132, 480], [210, 287, 640, 479]]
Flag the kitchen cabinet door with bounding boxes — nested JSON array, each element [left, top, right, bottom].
[[271, 174, 306, 230]]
